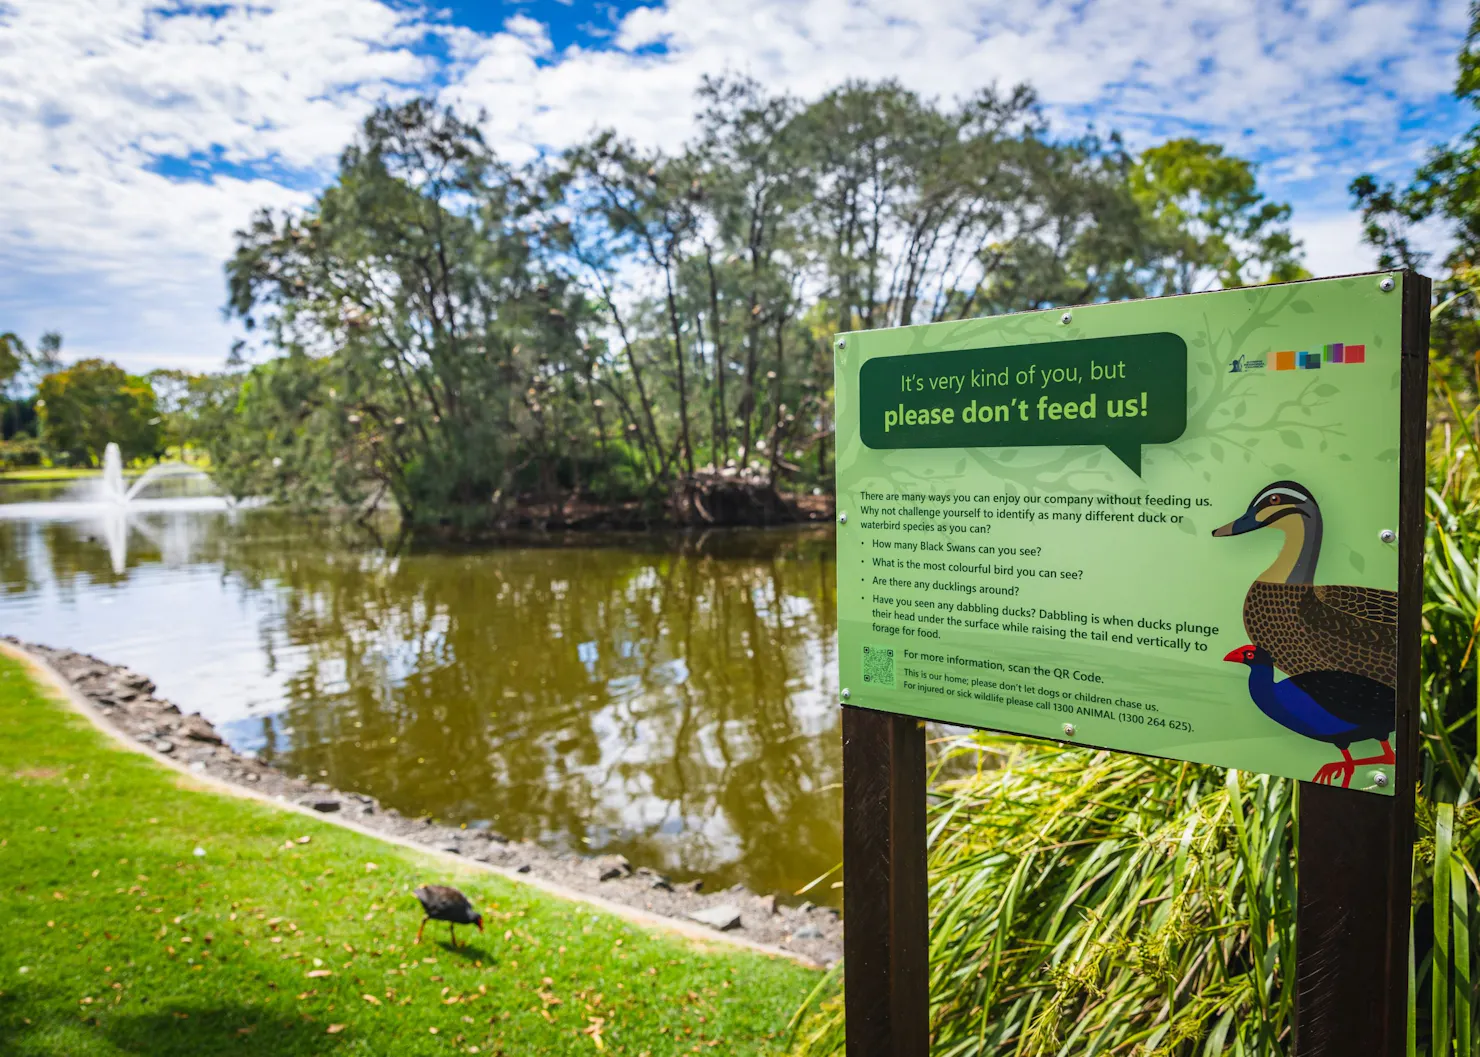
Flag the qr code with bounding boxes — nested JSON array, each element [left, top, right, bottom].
[[862, 645, 895, 688]]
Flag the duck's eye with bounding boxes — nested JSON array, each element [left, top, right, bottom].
[[1268, 495, 1281, 505]]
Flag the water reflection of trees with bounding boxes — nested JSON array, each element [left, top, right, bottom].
[[220, 524, 841, 899], [0, 516, 156, 593]]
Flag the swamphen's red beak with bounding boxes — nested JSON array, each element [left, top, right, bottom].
[[1223, 645, 1254, 663], [476, 916, 484, 933]]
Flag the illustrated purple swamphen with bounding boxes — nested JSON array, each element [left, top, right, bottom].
[[1212, 480, 1397, 788], [413, 884, 483, 947], [1223, 644, 1395, 784]]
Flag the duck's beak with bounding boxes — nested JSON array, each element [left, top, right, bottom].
[[1223, 646, 1251, 662], [1212, 509, 1263, 537]]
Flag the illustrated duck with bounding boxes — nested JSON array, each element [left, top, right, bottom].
[[1212, 481, 1397, 787], [413, 884, 484, 947]]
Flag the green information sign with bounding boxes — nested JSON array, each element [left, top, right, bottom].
[[835, 274, 1409, 794]]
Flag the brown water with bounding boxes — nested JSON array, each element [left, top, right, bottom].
[[0, 482, 842, 900]]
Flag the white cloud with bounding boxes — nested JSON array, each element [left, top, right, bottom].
[[1290, 213, 1376, 280], [0, 0, 1469, 371], [0, 0, 438, 371]]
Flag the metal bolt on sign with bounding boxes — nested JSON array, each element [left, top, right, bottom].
[[839, 512, 847, 524], [1060, 311, 1073, 325], [1062, 723, 1076, 737], [1380, 276, 1395, 292], [1373, 771, 1389, 788], [836, 336, 847, 349], [1380, 529, 1396, 543], [841, 688, 851, 700]]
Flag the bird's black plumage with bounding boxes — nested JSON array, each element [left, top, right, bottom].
[[413, 884, 483, 946], [1285, 669, 1394, 747], [415, 885, 478, 924]]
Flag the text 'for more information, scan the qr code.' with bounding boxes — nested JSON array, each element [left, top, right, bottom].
[[862, 645, 895, 689]]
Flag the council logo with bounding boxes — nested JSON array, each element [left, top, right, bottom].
[[1229, 342, 1367, 373]]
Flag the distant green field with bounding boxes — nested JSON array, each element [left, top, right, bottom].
[[0, 651, 816, 1055], [0, 468, 100, 482]]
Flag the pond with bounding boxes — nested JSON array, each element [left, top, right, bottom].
[[0, 479, 842, 902]]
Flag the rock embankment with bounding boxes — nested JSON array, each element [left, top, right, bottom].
[[8, 639, 842, 966]]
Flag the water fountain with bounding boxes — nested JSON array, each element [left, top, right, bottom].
[[0, 442, 259, 573], [95, 442, 211, 503]]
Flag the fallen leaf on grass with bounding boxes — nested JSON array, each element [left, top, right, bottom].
[[306, 970, 333, 978], [296, 836, 311, 844], [327, 1024, 346, 1034], [236, 1027, 255, 1036], [428, 1026, 439, 1035], [362, 994, 380, 1005]]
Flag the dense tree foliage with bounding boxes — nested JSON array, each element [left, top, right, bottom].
[[0, 331, 60, 461], [212, 79, 1301, 531], [224, 102, 596, 528], [1131, 139, 1306, 294], [1353, 4, 1480, 382], [36, 358, 162, 465]]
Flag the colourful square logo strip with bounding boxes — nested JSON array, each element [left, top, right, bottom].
[[1270, 343, 1365, 370]]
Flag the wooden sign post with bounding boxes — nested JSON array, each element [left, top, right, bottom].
[[835, 272, 1430, 1056]]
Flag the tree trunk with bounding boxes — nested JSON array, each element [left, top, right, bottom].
[[767, 315, 785, 485], [704, 248, 728, 466], [664, 257, 695, 478]]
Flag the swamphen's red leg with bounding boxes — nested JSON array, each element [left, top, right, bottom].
[[1313, 748, 1356, 787], [416, 918, 427, 945], [449, 922, 457, 948], [1349, 740, 1397, 767]]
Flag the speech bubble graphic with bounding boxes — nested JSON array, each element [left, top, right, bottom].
[[858, 332, 1188, 475]]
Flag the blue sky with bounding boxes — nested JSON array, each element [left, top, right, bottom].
[[0, 0, 1471, 373]]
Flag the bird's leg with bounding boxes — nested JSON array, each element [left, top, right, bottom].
[[1349, 740, 1397, 767], [416, 918, 427, 945], [1312, 749, 1357, 788], [449, 922, 457, 948]]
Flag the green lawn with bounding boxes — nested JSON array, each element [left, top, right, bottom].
[[0, 468, 100, 482], [0, 652, 816, 1055]]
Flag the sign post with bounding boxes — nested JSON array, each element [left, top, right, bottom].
[[834, 272, 1429, 1056]]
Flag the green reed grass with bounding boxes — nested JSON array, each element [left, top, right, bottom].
[[788, 742, 1299, 1056], [791, 369, 1480, 1056]]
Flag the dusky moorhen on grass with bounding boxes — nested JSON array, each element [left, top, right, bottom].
[[413, 884, 484, 947]]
